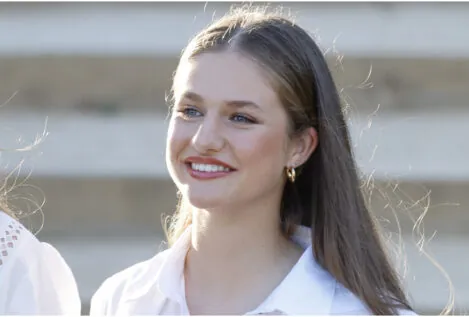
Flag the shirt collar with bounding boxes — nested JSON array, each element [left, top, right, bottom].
[[147, 225, 337, 315], [123, 227, 191, 304], [247, 226, 336, 315], [156, 227, 191, 304]]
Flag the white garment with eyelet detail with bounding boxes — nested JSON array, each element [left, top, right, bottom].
[[0, 211, 81, 315], [91, 225, 417, 316]]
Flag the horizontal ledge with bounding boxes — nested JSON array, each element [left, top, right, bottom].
[[0, 113, 468, 181], [1, 3, 469, 59]]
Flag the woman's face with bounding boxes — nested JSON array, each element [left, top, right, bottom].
[[166, 51, 312, 211]]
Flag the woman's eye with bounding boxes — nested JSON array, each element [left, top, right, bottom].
[[231, 114, 256, 124], [178, 107, 203, 118]]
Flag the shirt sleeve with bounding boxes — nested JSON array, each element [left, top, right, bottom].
[[36, 242, 82, 315], [89, 279, 110, 316], [89, 271, 132, 316], [0, 214, 81, 315]]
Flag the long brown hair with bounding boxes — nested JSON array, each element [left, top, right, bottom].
[[166, 5, 412, 315]]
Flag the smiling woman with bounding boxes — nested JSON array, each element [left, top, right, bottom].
[[168, 51, 304, 212], [91, 5, 416, 316]]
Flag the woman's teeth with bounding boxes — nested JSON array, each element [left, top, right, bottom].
[[191, 163, 230, 172]]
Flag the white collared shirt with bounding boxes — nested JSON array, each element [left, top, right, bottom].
[[90, 226, 416, 316], [0, 211, 81, 315]]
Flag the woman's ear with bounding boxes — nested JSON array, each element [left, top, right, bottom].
[[287, 127, 318, 168]]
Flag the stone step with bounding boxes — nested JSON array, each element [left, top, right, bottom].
[[40, 234, 469, 315], [1, 3, 469, 58], [13, 176, 469, 238], [1, 113, 468, 181], [1, 56, 469, 114]]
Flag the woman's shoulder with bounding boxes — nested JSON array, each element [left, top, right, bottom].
[[0, 211, 70, 267], [0, 211, 81, 315], [96, 247, 171, 289], [0, 211, 71, 267], [0, 209, 27, 232], [0, 211, 40, 267], [90, 247, 171, 315]]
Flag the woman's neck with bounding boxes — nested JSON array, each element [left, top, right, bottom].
[[193, 215, 283, 259], [189, 196, 287, 269], [183, 198, 303, 314]]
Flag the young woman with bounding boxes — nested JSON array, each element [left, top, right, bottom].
[[91, 6, 416, 315], [0, 200, 81, 313]]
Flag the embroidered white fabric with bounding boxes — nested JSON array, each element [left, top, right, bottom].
[[0, 211, 81, 315], [0, 216, 23, 267]]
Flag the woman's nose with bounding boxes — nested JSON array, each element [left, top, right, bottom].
[[191, 116, 225, 154]]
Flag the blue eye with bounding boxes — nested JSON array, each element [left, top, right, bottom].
[[231, 114, 256, 124], [185, 108, 202, 117], [178, 107, 203, 118]]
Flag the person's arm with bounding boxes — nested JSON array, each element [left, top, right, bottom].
[[1, 222, 81, 315], [89, 279, 110, 316], [35, 242, 82, 315]]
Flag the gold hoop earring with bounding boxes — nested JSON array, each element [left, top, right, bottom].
[[286, 166, 296, 183]]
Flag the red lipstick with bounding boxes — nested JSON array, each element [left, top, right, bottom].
[[184, 156, 236, 180]]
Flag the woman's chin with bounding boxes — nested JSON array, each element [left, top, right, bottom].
[[181, 183, 244, 212], [186, 195, 225, 210]]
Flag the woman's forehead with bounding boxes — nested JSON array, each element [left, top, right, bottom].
[[174, 52, 279, 108]]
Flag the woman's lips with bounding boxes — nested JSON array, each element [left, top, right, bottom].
[[184, 156, 236, 180]]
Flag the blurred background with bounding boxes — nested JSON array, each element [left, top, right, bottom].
[[0, 2, 468, 315]]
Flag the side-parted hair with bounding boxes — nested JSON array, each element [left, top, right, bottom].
[[166, 5, 412, 315]]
